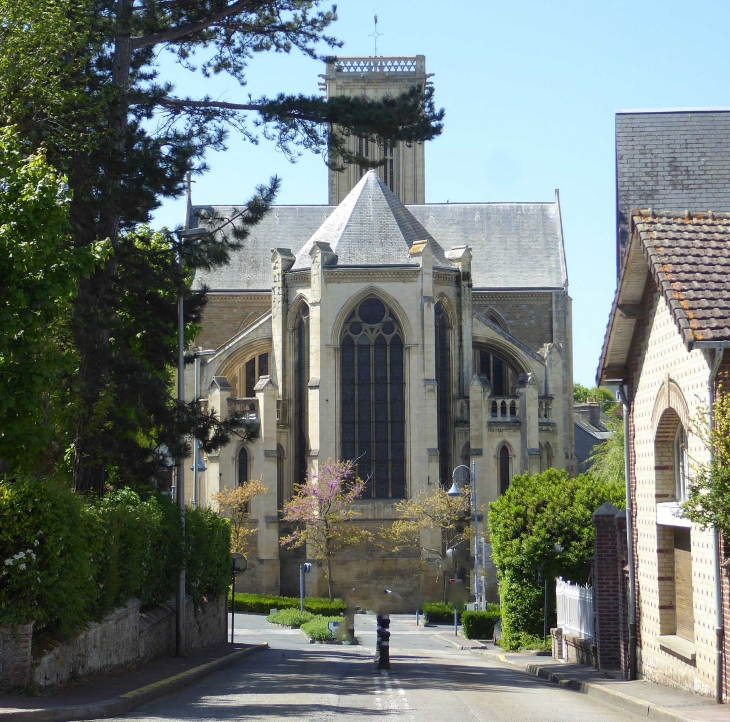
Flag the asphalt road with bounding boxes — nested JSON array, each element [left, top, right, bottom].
[[108, 613, 641, 722]]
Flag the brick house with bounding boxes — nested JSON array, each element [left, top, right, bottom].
[[180, 56, 576, 604], [597, 209, 730, 696]]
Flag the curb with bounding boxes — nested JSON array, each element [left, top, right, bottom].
[[470, 650, 705, 722], [0, 644, 268, 722]]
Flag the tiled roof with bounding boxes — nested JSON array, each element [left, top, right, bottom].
[[192, 188, 567, 292], [616, 110, 730, 255], [633, 210, 730, 344], [292, 171, 452, 270]]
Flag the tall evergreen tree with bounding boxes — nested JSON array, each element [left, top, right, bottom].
[[0, 0, 444, 494]]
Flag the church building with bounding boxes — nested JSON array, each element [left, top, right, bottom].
[[183, 56, 575, 604]]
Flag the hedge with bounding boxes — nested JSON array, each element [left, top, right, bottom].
[[461, 610, 501, 640], [489, 469, 624, 650], [422, 602, 462, 623], [300, 615, 343, 642], [267, 609, 314, 628], [0, 477, 230, 632], [233, 592, 346, 616]]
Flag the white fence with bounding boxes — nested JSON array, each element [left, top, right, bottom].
[[556, 577, 594, 641]]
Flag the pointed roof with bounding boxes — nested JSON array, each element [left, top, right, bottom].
[[291, 170, 453, 270]]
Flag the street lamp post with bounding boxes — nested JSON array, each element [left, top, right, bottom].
[[447, 460, 480, 610], [174, 227, 209, 657]]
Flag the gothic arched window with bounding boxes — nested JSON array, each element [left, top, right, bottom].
[[294, 305, 310, 487], [499, 445, 511, 494], [276, 445, 286, 511], [341, 297, 405, 498], [474, 346, 519, 397], [238, 446, 249, 487], [435, 301, 452, 488]]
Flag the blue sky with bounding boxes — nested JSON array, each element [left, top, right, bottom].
[[152, 0, 730, 386]]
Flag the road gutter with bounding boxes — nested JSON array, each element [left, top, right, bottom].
[[0, 644, 268, 722], [470, 649, 708, 722]]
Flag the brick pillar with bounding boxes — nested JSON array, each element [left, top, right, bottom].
[[0, 622, 34, 691], [615, 509, 630, 679], [593, 502, 622, 670]]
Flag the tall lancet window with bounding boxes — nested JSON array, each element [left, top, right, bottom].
[[341, 297, 405, 498], [435, 301, 452, 488], [294, 304, 310, 487]]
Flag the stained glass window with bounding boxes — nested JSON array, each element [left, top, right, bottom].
[[341, 297, 405, 498], [435, 302, 452, 488], [475, 347, 518, 397], [294, 305, 309, 487], [499, 445, 511, 494]]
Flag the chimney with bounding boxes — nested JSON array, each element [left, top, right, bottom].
[[574, 402, 601, 428]]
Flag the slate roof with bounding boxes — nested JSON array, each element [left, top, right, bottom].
[[597, 209, 730, 383], [616, 110, 730, 255], [292, 171, 453, 270], [192, 182, 567, 292], [633, 210, 730, 344]]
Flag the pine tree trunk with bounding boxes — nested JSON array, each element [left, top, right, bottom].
[[72, 3, 132, 495]]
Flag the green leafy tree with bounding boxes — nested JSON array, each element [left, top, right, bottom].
[[281, 460, 372, 600], [682, 391, 730, 535], [573, 383, 618, 414], [0, 0, 444, 494], [0, 126, 106, 473], [381, 487, 474, 600], [489, 469, 624, 649], [587, 417, 625, 484]]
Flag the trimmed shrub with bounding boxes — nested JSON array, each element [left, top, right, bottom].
[[233, 592, 345, 616], [461, 610, 500, 640], [0, 477, 96, 630], [489, 468, 624, 650], [422, 602, 460, 623], [267, 609, 314, 627], [185, 505, 231, 603], [300, 615, 342, 642], [0, 479, 228, 632], [93, 488, 183, 613]]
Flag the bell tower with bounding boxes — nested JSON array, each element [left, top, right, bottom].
[[321, 55, 429, 205]]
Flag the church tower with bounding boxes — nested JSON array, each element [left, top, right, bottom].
[[322, 56, 429, 205]]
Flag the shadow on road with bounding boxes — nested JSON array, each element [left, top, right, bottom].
[[123, 645, 559, 720]]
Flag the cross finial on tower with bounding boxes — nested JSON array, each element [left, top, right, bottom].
[[185, 171, 194, 227], [369, 15, 382, 56]]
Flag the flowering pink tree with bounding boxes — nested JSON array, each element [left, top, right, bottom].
[[281, 460, 372, 600]]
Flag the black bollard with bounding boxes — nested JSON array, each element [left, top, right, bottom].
[[376, 614, 391, 670]]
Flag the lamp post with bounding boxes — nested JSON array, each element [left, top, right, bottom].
[[447, 460, 480, 610], [174, 227, 209, 657]]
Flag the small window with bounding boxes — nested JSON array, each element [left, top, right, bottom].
[[674, 424, 688, 502], [238, 447, 249, 487], [499, 446, 511, 494], [243, 352, 270, 397]]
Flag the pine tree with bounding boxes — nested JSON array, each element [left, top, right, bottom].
[[0, 1, 444, 493]]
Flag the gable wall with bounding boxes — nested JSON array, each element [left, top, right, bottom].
[[474, 292, 554, 352], [628, 284, 715, 694], [196, 293, 272, 350]]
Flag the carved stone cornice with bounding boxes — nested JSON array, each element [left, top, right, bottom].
[[286, 273, 311, 289], [474, 291, 553, 301], [433, 271, 459, 286], [323, 267, 421, 283], [206, 292, 272, 303]]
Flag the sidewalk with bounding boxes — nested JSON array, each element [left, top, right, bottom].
[[0, 642, 267, 722], [469, 645, 730, 722]]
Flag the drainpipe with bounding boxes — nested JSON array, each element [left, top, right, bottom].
[[618, 385, 637, 680], [704, 347, 724, 704]]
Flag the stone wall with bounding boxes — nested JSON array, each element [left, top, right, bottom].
[[0, 623, 34, 692], [0, 594, 227, 692]]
